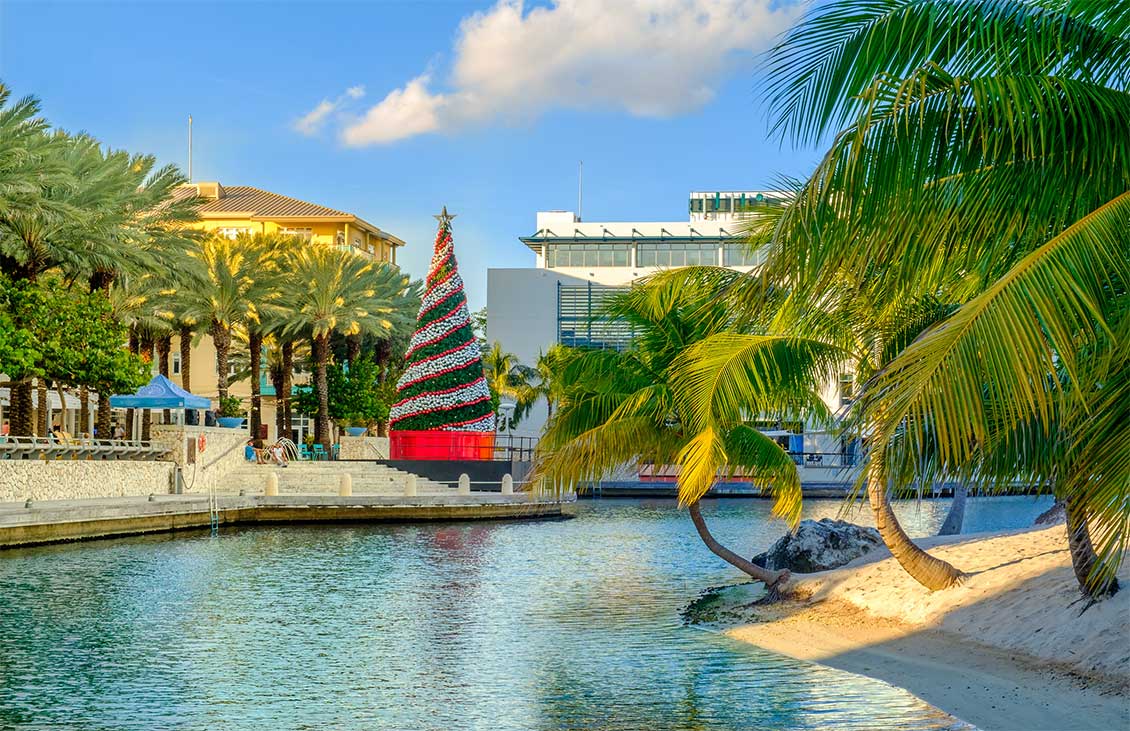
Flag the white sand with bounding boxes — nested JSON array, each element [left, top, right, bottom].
[[723, 525, 1130, 731]]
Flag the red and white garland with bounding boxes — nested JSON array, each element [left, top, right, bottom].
[[389, 377, 494, 431], [398, 339, 483, 390]]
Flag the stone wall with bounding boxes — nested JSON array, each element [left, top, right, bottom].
[[0, 460, 175, 503], [150, 424, 250, 495], [339, 436, 390, 460]]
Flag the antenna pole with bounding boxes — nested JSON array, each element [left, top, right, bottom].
[[188, 115, 193, 182], [578, 159, 583, 221]]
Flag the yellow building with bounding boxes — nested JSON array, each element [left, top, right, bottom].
[[168, 182, 406, 442]]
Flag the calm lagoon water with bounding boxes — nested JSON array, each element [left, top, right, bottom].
[[0, 495, 1051, 730]]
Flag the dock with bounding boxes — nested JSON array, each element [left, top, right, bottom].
[[0, 493, 572, 549]]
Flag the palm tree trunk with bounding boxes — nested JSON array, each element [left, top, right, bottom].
[[140, 338, 154, 441], [937, 484, 968, 536], [312, 334, 331, 449], [79, 386, 90, 436], [688, 501, 789, 590], [867, 452, 965, 590], [9, 380, 32, 436], [281, 340, 294, 438], [346, 334, 362, 364], [36, 379, 49, 436], [271, 366, 286, 441], [125, 331, 139, 439], [157, 335, 171, 425], [249, 329, 263, 439], [178, 324, 193, 393], [211, 320, 231, 400], [96, 390, 111, 438], [1065, 497, 1119, 600]]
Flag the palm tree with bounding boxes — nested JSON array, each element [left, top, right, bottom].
[[180, 236, 248, 404], [534, 269, 840, 590], [482, 342, 539, 424], [519, 346, 568, 424], [761, 0, 1130, 596], [278, 246, 413, 449]]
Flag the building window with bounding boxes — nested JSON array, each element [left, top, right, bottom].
[[279, 227, 313, 241], [171, 351, 181, 376], [723, 243, 766, 267], [546, 243, 630, 268], [637, 242, 719, 267], [557, 283, 633, 350], [216, 227, 252, 239]]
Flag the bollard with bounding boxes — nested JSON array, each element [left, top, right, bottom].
[[265, 472, 279, 497], [404, 474, 417, 497], [339, 473, 353, 497], [501, 473, 513, 495], [458, 473, 471, 495]]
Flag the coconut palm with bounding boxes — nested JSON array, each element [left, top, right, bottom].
[[759, 0, 1130, 595], [278, 246, 413, 449], [482, 341, 539, 424], [519, 346, 568, 423], [534, 268, 840, 590]]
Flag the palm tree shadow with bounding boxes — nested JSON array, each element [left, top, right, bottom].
[[963, 548, 1064, 577]]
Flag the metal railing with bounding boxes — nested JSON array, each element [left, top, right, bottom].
[[0, 436, 171, 461], [793, 452, 862, 469]]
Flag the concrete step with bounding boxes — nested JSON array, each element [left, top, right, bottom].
[[222, 462, 453, 496]]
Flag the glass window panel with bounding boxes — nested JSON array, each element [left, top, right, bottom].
[[598, 248, 613, 266], [614, 248, 628, 266]]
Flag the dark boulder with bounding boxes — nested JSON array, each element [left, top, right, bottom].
[[752, 518, 884, 574], [1034, 501, 1066, 526]]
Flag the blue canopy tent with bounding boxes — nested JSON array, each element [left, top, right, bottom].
[[110, 375, 211, 410]]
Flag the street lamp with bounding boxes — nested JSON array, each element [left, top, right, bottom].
[[498, 400, 516, 435]]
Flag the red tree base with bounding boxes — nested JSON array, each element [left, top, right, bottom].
[[389, 430, 496, 461]]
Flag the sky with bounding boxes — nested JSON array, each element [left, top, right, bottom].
[[0, 0, 824, 310]]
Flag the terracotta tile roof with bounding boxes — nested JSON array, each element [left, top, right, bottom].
[[174, 185, 351, 218]]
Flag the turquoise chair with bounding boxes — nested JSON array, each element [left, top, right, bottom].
[[312, 443, 327, 461], [299, 443, 312, 460]]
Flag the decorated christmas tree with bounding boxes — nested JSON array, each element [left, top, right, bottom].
[[389, 208, 496, 433]]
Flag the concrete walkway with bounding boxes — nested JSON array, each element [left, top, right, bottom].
[[0, 492, 573, 548]]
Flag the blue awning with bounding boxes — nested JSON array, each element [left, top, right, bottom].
[[109, 374, 211, 410]]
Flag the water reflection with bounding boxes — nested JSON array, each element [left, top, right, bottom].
[[0, 497, 1048, 729]]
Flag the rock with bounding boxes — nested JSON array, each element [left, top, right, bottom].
[[752, 518, 884, 574], [1034, 501, 1066, 526], [681, 582, 767, 625]]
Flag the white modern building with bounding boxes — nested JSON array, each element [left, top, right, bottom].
[[487, 191, 852, 459]]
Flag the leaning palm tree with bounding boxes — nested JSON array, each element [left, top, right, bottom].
[[760, 0, 1130, 596], [278, 246, 413, 449], [534, 269, 840, 590]]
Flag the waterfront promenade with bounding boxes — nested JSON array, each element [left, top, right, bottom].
[[0, 492, 570, 548]]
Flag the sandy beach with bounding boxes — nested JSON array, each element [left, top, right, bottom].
[[722, 525, 1130, 731]]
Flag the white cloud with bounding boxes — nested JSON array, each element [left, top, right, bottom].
[[340, 0, 799, 146], [294, 86, 368, 135], [341, 76, 446, 146]]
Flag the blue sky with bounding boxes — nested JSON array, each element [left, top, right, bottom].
[[0, 0, 823, 310]]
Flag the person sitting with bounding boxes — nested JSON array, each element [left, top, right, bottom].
[[244, 439, 256, 462], [268, 442, 289, 467]]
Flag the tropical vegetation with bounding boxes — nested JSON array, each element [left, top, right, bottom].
[[536, 0, 1128, 602], [0, 82, 419, 445]]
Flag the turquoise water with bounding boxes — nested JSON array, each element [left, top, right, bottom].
[[0, 495, 1051, 730]]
